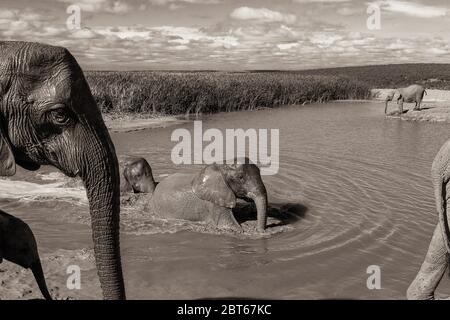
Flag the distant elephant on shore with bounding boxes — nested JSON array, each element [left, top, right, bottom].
[[407, 138, 450, 300], [122, 157, 268, 232], [0, 210, 52, 300], [385, 84, 427, 114]]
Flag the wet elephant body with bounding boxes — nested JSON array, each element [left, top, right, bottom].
[[151, 161, 268, 232], [408, 139, 450, 299], [150, 173, 239, 228]]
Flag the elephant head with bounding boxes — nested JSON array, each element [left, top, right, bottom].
[[0, 42, 125, 299], [384, 90, 396, 114], [192, 159, 268, 231], [0, 210, 52, 300], [122, 157, 156, 194]]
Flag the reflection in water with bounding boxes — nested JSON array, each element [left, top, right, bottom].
[[2, 101, 450, 299]]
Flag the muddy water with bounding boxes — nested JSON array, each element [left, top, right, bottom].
[[2, 101, 450, 300]]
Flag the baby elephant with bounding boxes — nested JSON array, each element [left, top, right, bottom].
[[122, 158, 268, 232], [121, 157, 157, 194], [0, 210, 52, 300]]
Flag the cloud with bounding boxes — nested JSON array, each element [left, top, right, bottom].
[[230, 7, 297, 24], [57, 0, 220, 12], [372, 0, 448, 18], [154, 26, 239, 48], [70, 28, 99, 39], [277, 42, 300, 50], [309, 33, 343, 47], [57, 0, 133, 13], [97, 26, 152, 39], [293, 0, 349, 2], [337, 7, 363, 16], [146, 0, 220, 9], [426, 47, 449, 56], [148, 0, 220, 4]]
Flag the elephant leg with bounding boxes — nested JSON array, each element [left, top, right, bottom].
[[398, 101, 404, 114], [212, 207, 242, 232], [30, 261, 52, 300], [407, 223, 448, 300], [396, 96, 404, 114]]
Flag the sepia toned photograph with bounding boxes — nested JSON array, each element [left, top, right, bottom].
[[0, 0, 450, 305]]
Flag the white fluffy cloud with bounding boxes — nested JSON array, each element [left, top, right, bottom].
[[372, 0, 448, 18], [148, 0, 220, 4], [309, 33, 343, 48], [293, 0, 350, 2], [230, 7, 297, 24], [277, 42, 300, 50], [58, 0, 132, 13]]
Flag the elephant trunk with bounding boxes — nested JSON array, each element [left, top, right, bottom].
[[249, 188, 268, 232], [30, 260, 52, 300], [142, 174, 157, 194], [81, 127, 125, 300], [384, 100, 388, 114]]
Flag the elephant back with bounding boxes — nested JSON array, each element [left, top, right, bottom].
[[150, 173, 212, 221]]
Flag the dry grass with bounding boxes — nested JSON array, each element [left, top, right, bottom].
[[295, 64, 450, 90], [85, 71, 370, 116]]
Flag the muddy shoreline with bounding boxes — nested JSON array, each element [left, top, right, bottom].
[[102, 89, 450, 132], [104, 114, 189, 133]]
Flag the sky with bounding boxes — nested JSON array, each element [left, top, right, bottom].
[[0, 0, 449, 70]]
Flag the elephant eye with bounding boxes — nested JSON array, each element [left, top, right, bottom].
[[50, 107, 70, 125]]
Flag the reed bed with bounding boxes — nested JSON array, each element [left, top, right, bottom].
[[86, 71, 371, 116]]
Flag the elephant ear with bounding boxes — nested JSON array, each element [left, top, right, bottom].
[[192, 164, 236, 208], [0, 121, 15, 176]]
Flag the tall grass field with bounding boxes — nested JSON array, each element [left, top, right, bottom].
[[85, 64, 450, 116], [86, 71, 370, 116]]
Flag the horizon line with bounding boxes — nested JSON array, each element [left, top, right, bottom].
[[84, 62, 450, 73]]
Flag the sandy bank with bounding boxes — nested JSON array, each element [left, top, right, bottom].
[[371, 89, 450, 123], [102, 88, 450, 131], [0, 249, 100, 300], [103, 114, 188, 133]]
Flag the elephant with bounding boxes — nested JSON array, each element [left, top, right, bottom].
[[0, 41, 125, 299], [120, 157, 157, 194], [407, 138, 450, 299], [0, 210, 52, 300], [128, 158, 268, 232], [385, 84, 427, 115]]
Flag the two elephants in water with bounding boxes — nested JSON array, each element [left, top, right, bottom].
[[121, 157, 268, 233]]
